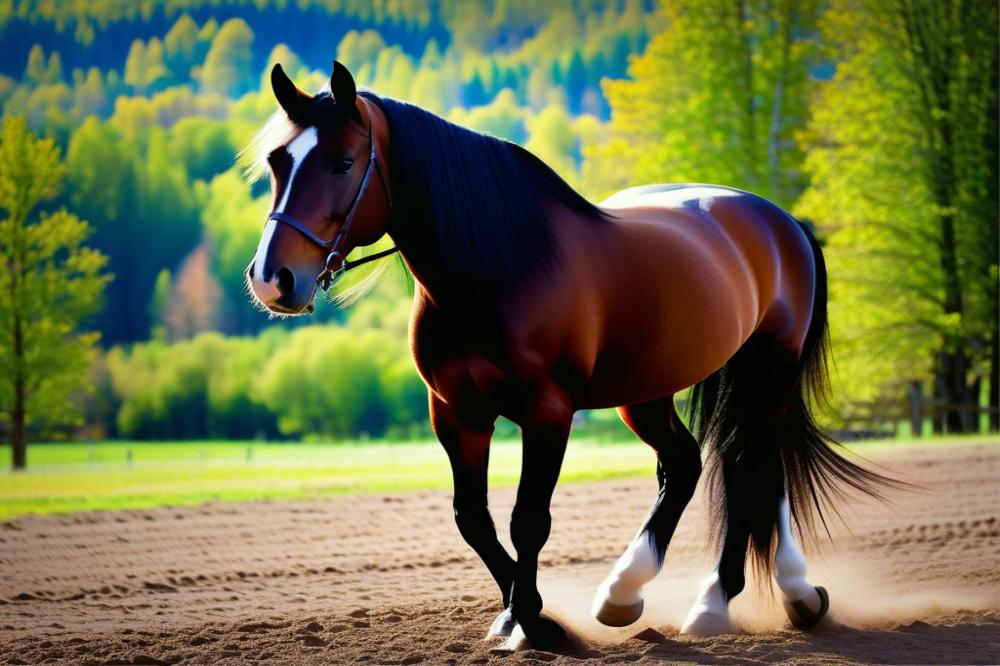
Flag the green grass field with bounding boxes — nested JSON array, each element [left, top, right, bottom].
[[2, 436, 996, 521], [0, 439, 660, 520]]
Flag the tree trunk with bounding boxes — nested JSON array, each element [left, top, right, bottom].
[[967, 376, 982, 434], [767, 9, 791, 202], [931, 373, 944, 435], [938, 351, 962, 435], [11, 306, 26, 471], [991, 325, 999, 431], [908, 380, 924, 438], [736, 0, 757, 189]]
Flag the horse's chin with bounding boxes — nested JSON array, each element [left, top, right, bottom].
[[250, 287, 317, 316], [266, 299, 315, 316]]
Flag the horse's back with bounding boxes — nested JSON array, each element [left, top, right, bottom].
[[600, 183, 816, 343]]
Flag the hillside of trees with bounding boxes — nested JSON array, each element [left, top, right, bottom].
[[0, 0, 996, 445]]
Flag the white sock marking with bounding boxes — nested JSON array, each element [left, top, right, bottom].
[[593, 531, 659, 611], [686, 569, 728, 618], [774, 494, 814, 601]]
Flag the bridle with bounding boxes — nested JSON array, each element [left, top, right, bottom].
[[266, 104, 396, 292]]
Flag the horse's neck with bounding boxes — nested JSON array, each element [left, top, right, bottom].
[[387, 214, 454, 303]]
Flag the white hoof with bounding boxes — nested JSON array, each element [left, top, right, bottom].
[[680, 610, 732, 636], [490, 622, 527, 653], [681, 571, 731, 636], [485, 607, 517, 639], [591, 531, 658, 627]]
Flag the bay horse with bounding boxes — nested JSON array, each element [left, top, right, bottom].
[[246, 61, 889, 647]]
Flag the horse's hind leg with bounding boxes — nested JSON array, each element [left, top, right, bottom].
[[592, 397, 702, 627], [680, 440, 758, 636], [681, 334, 830, 635], [775, 494, 830, 629], [685, 487, 829, 635], [682, 335, 788, 636]]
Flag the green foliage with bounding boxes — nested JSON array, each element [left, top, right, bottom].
[[591, 0, 818, 205], [795, 0, 998, 428], [0, 117, 110, 448], [4, 0, 994, 441], [107, 320, 427, 441], [124, 37, 170, 93], [524, 104, 579, 185], [197, 18, 255, 97], [108, 332, 281, 439], [65, 113, 203, 343]]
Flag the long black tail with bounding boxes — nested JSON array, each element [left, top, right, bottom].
[[688, 220, 897, 580]]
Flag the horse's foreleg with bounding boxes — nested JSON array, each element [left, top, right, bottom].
[[430, 396, 517, 637], [508, 384, 572, 648], [593, 398, 701, 626]]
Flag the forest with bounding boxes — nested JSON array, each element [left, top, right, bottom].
[[0, 0, 996, 448]]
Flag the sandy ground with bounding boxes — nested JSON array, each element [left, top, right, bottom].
[[1, 442, 998, 665]]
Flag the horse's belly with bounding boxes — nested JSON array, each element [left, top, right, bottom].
[[577, 327, 739, 409]]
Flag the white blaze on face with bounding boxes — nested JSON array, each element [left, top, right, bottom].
[[253, 127, 319, 275], [275, 126, 319, 213]]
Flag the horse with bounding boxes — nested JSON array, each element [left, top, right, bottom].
[[245, 61, 891, 647]]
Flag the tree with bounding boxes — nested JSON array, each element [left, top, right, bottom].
[[66, 118, 201, 344], [524, 104, 579, 184], [336, 29, 388, 73], [164, 14, 200, 79], [796, 0, 998, 433], [149, 269, 171, 341], [166, 244, 223, 340], [447, 88, 527, 143], [0, 117, 109, 469], [256, 326, 396, 439], [591, 0, 819, 205], [124, 38, 171, 94], [198, 18, 254, 97]]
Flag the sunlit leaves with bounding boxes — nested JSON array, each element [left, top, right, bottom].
[[0, 117, 110, 433]]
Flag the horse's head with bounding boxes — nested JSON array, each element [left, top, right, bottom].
[[247, 61, 392, 315]]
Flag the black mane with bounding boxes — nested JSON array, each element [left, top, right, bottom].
[[351, 91, 609, 286]]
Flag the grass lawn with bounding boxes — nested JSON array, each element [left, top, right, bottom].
[[1, 435, 996, 521]]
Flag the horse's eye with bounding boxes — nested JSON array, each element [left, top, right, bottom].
[[329, 158, 353, 176]]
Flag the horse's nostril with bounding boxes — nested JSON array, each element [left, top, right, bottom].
[[274, 267, 295, 296]]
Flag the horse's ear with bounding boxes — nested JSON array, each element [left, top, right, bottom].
[[331, 60, 361, 121], [271, 63, 311, 117]]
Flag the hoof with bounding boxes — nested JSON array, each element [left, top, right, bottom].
[[520, 615, 566, 650], [680, 611, 732, 637], [593, 597, 644, 627], [784, 585, 830, 630], [485, 607, 517, 639]]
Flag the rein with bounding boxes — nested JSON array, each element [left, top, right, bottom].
[[266, 105, 396, 292]]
